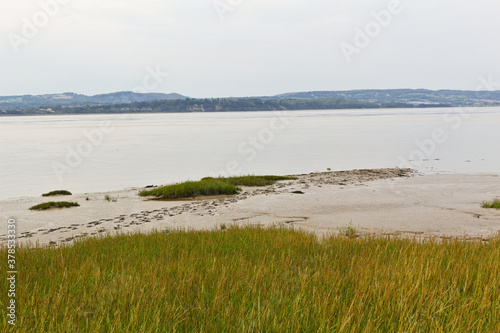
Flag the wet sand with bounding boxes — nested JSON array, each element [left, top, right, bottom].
[[1, 168, 499, 247]]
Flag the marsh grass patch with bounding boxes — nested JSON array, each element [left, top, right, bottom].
[[213, 175, 297, 187], [140, 175, 296, 200], [42, 190, 72, 197], [29, 201, 80, 211], [139, 179, 240, 199]]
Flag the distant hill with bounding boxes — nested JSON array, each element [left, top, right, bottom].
[[266, 89, 500, 106], [1, 89, 499, 115], [0, 91, 188, 110]]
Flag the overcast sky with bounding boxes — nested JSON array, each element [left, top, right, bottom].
[[1, 0, 499, 98]]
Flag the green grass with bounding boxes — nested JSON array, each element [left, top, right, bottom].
[[211, 175, 297, 187], [1, 226, 499, 332], [41, 190, 72, 197], [104, 195, 117, 202], [140, 175, 296, 199], [139, 179, 240, 199], [482, 198, 500, 209], [29, 201, 80, 211]]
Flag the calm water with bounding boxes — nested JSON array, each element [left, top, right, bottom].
[[1, 107, 499, 199]]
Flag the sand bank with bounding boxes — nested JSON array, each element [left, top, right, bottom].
[[1, 169, 499, 247]]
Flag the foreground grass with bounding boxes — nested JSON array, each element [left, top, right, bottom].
[[29, 201, 80, 211], [1, 227, 499, 332], [41, 190, 72, 197], [482, 198, 500, 209], [139, 175, 294, 199]]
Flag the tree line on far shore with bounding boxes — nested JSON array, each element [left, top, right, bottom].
[[0, 97, 451, 115]]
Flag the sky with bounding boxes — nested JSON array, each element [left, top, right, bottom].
[[1, 0, 499, 98]]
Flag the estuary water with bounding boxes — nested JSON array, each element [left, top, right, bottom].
[[1, 107, 499, 199]]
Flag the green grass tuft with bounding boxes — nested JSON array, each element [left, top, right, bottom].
[[341, 225, 358, 239], [42, 190, 72, 197], [29, 201, 80, 211], [104, 194, 117, 202], [1, 226, 499, 331], [139, 179, 240, 199], [482, 198, 500, 209]]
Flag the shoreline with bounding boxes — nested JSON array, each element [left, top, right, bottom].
[[2, 105, 500, 118], [1, 168, 500, 247]]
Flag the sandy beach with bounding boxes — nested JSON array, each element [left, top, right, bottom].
[[1, 168, 500, 247]]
